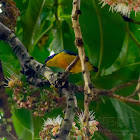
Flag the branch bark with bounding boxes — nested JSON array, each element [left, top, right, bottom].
[[0, 126, 17, 140], [97, 89, 140, 105], [71, 0, 94, 138], [64, 55, 79, 73], [72, 80, 140, 105], [110, 80, 137, 92], [127, 76, 140, 98], [56, 86, 77, 140]]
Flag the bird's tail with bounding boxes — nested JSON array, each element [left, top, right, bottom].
[[92, 66, 98, 72]]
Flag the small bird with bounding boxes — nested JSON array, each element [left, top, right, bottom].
[[45, 50, 98, 74]]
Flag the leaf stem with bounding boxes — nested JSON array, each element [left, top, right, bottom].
[[128, 29, 140, 49], [92, 0, 103, 77], [34, 23, 53, 47], [28, 0, 46, 54]]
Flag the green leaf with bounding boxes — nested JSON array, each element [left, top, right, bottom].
[[22, 0, 47, 53], [95, 132, 110, 140], [104, 31, 129, 75], [1, 0, 140, 140], [32, 44, 50, 64], [33, 117, 43, 139], [49, 22, 64, 53], [90, 97, 123, 139], [49, 20, 76, 53], [12, 109, 34, 140], [92, 62, 140, 89], [77, 135, 82, 140], [0, 138, 7, 140], [0, 41, 21, 74], [111, 99, 140, 137], [80, 0, 125, 77], [13, 0, 29, 15]]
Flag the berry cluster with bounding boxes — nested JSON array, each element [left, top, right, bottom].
[[0, 117, 13, 133], [5, 75, 66, 117], [0, 0, 20, 31]]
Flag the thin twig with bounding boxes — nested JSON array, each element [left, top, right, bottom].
[[127, 88, 140, 98], [92, 0, 103, 77], [122, 15, 140, 49], [111, 93, 140, 105], [127, 76, 140, 98], [128, 30, 140, 49], [98, 124, 119, 140], [64, 55, 79, 73], [110, 80, 137, 92], [73, 80, 140, 106], [97, 89, 140, 105], [71, 0, 93, 138]]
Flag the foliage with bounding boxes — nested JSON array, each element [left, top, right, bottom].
[[0, 0, 140, 139]]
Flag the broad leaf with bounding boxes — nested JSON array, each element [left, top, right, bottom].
[[111, 99, 140, 137], [22, 0, 47, 53]]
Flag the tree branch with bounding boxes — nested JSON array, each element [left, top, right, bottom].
[[73, 80, 140, 105], [0, 60, 18, 139], [56, 86, 77, 140], [111, 93, 140, 105], [98, 124, 120, 140], [110, 80, 137, 92], [128, 30, 140, 49], [64, 55, 79, 73], [71, 0, 94, 138], [127, 76, 140, 98], [97, 89, 140, 105], [0, 126, 17, 140]]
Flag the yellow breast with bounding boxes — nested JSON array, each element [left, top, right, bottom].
[[46, 52, 93, 74]]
